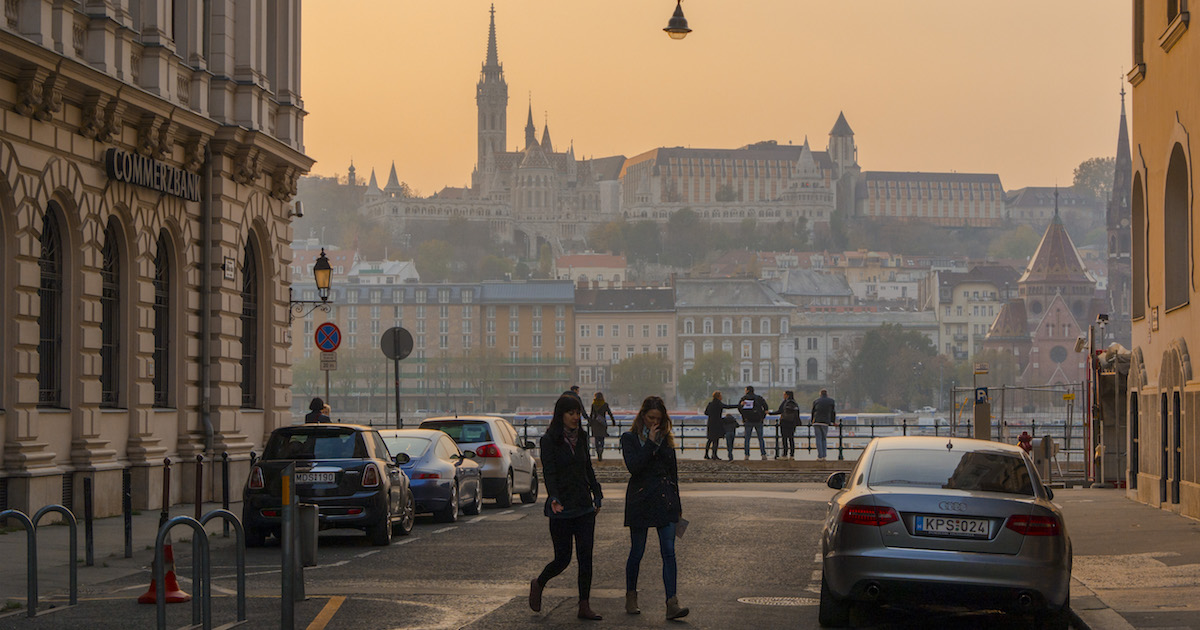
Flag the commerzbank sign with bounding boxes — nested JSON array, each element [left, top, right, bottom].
[[104, 148, 201, 202]]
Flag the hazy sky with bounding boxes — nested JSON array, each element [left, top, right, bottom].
[[302, 1, 1131, 196]]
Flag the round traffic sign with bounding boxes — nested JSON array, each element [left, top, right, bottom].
[[314, 322, 342, 352], [381, 326, 413, 361]]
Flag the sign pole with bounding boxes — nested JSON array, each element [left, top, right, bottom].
[[325, 371, 330, 407], [394, 356, 402, 429], [380, 326, 414, 430]]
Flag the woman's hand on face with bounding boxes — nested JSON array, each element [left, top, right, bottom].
[[649, 424, 663, 443], [551, 499, 564, 514]]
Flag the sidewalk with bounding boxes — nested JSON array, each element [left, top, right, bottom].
[[1059, 487, 1200, 630]]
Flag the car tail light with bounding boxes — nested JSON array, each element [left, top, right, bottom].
[[262, 509, 279, 517], [347, 508, 363, 515], [840, 505, 900, 526], [414, 472, 440, 479], [1005, 514, 1061, 536], [474, 443, 502, 458], [249, 466, 264, 490], [362, 463, 381, 487]]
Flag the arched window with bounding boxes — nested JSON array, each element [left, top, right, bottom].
[[703, 318, 713, 334], [683, 341, 695, 360], [722, 318, 732, 334], [807, 358, 819, 381], [760, 318, 771, 335], [100, 220, 121, 407], [153, 231, 172, 407], [741, 318, 751, 334], [683, 319, 694, 335], [741, 341, 752, 359], [760, 340, 771, 359], [1164, 144, 1189, 310], [1132, 173, 1146, 319], [780, 318, 789, 335], [38, 205, 64, 407], [240, 240, 260, 408]]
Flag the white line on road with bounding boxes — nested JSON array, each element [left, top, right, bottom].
[[466, 515, 490, 524], [394, 537, 417, 545], [499, 509, 515, 515], [433, 526, 457, 534], [356, 549, 383, 558]]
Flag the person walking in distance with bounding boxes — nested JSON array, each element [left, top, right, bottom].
[[771, 391, 802, 460], [811, 388, 837, 461], [738, 386, 770, 460], [564, 385, 592, 422], [529, 395, 604, 620], [620, 396, 689, 620], [703, 391, 737, 460], [588, 392, 617, 461]]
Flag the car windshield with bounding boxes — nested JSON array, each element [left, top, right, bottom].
[[382, 436, 432, 459], [422, 421, 492, 444], [868, 448, 1035, 496], [263, 429, 366, 460]]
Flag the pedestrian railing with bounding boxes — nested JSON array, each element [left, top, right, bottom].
[[154, 509, 247, 630], [0, 504, 78, 617]]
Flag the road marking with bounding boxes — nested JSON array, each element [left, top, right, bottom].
[[499, 509, 515, 515], [433, 526, 457, 534], [394, 537, 417, 545], [356, 549, 382, 558], [306, 595, 345, 630], [466, 515, 490, 523]]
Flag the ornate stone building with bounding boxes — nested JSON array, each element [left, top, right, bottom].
[[0, 1, 311, 516]]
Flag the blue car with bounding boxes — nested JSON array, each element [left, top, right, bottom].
[[380, 429, 484, 523]]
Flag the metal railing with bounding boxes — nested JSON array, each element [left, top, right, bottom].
[[0, 504, 78, 617]]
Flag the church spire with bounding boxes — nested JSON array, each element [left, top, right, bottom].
[[474, 5, 508, 190], [525, 98, 537, 149], [541, 113, 554, 153], [484, 4, 500, 69]]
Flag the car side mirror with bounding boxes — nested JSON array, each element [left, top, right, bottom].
[[393, 453, 410, 466], [826, 471, 849, 490], [523, 440, 536, 449], [1044, 486, 1054, 501]]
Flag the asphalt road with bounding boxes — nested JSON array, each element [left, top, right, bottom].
[[0, 482, 1065, 629]]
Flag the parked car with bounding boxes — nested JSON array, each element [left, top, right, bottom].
[[379, 429, 484, 523], [916, 406, 938, 414], [418, 415, 539, 507], [243, 424, 415, 548], [819, 436, 1071, 628]]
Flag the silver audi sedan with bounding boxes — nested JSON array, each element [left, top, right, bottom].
[[820, 436, 1071, 629]]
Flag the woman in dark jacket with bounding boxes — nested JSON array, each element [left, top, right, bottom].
[[703, 391, 737, 460], [529, 395, 604, 620], [588, 392, 617, 461], [620, 395, 689, 620], [304, 397, 329, 423]]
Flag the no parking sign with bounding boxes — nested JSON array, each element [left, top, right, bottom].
[[314, 322, 342, 352]]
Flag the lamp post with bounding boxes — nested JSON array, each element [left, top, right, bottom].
[[289, 248, 333, 324], [663, 0, 692, 39]]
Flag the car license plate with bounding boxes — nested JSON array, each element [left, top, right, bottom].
[[295, 472, 335, 484], [914, 514, 989, 538]]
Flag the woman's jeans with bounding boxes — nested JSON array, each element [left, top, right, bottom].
[[626, 522, 678, 599], [537, 511, 596, 600], [724, 429, 736, 459]]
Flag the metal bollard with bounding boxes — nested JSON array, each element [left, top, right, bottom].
[[0, 510, 36, 617], [902, 417, 908, 437], [160, 457, 172, 528], [32, 505, 78, 610], [221, 452, 231, 538], [837, 422, 845, 461], [194, 454, 204, 522], [83, 476, 94, 567], [123, 467, 133, 559]]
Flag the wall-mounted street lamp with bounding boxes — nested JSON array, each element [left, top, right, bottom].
[[664, 0, 692, 39], [289, 248, 333, 324]]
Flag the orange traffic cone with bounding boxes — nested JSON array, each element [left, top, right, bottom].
[[138, 533, 191, 604]]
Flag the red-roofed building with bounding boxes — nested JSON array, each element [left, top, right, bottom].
[[554, 253, 628, 285]]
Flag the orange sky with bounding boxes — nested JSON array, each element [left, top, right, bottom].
[[302, 1, 1131, 196]]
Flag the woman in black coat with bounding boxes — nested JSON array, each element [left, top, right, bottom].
[[529, 395, 604, 620], [703, 391, 737, 460], [587, 392, 617, 461], [620, 395, 689, 620]]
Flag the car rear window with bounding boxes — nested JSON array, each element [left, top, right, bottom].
[[421, 421, 492, 444], [382, 436, 432, 459], [264, 429, 366, 460], [867, 448, 1035, 496]]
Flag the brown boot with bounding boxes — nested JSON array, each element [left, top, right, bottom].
[[626, 590, 641, 614], [528, 578, 543, 612], [666, 596, 689, 620], [578, 599, 602, 620]]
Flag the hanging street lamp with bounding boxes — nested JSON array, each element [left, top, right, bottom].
[[664, 0, 692, 39]]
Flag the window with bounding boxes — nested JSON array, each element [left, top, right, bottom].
[[722, 318, 732, 334], [742, 341, 752, 359], [533, 334, 541, 348], [439, 305, 449, 319], [684, 341, 695, 359], [657, 345, 667, 358], [703, 318, 713, 334], [38, 207, 64, 407], [597, 345, 605, 360], [627, 325, 634, 337], [581, 346, 591, 360], [1165, 144, 1190, 310], [580, 324, 590, 337], [741, 318, 751, 334], [100, 220, 122, 408], [416, 290, 427, 303], [510, 335, 518, 347], [703, 340, 713, 353], [807, 337, 817, 350], [153, 232, 171, 407], [684, 319, 694, 334], [807, 358, 818, 381], [760, 340, 771, 359], [611, 325, 618, 337], [556, 305, 565, 318], [657, 324, 668, 337], [596, 324, 603, 337], [240, 240, 260, 408], [487, 305, 496, 318], [642, 324, 650, 337], [1132, 174, 1146, 319]]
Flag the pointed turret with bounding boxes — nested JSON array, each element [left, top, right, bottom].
[[830, 111, 854, 137], [365, 168, 382, 201], [1019, 189, 1092, 286], [347, 160, 357, 187], [541, 118, 554, 154], [1106, 84, 1134, 346], [827, 110, 859, 177], [384, 161, 403, 197], [525, 100, 537, 150], [484, 4, 500, 69]]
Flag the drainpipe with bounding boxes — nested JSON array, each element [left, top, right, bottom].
[[200, 145, 214, 454]]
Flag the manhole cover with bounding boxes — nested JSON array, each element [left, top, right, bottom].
[[737, 596, 818, 607]]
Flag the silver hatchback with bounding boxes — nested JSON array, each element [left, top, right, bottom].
[[419, 415, 539, 507], [820, 436, 1072, 628]]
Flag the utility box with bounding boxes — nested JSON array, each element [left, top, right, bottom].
[[1031, 437, 1059, 483], [973, 402, 992, 441]]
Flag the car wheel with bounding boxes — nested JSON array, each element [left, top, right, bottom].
[[818, 573, 849, 628], [435, 483, 459, 523], [245, 525, 267, 548], [393, 490, 416, 536], [367, 506, 393, 546], [464, 481, 483, 515], [495, 471, 514, 508], [519, 467, 539, 504]]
